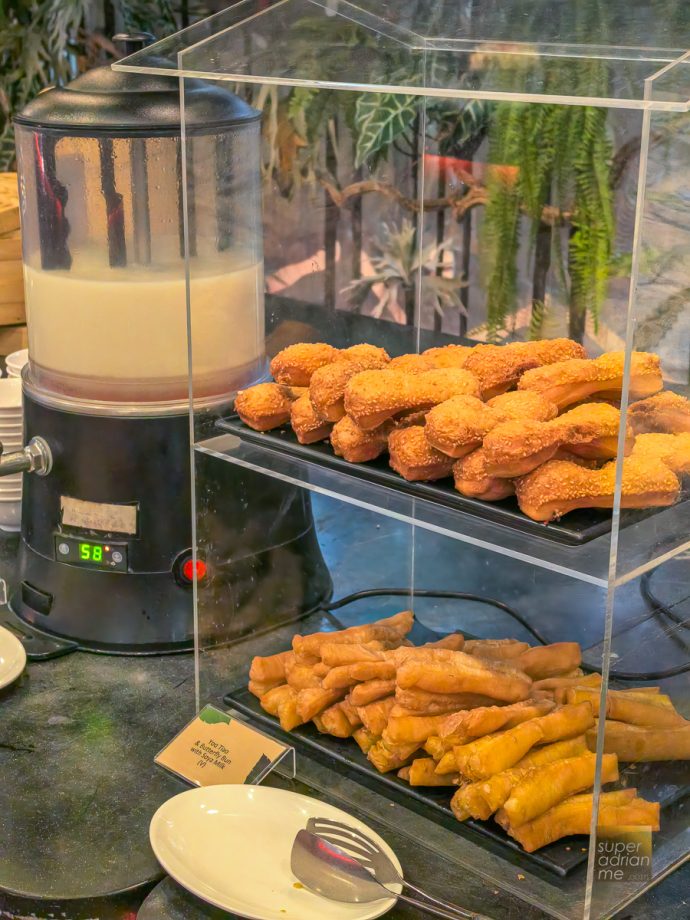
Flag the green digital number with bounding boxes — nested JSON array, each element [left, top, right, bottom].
[[93, 546, 103, 562], [80, 544, 90, 561]]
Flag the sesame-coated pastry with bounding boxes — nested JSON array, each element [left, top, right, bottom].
[[629, 432, 690, 475], [388, 426, 455, 482], [344, 367, 481, 430], [628, 390, 690, 435], [518, 351, 663, 410], [515, 455, 680, 522], [235, 382, 305, 431], [269, 342, 341, 386], [309, 346, 390, 422], [453, 448, 516, 502], [330, 415, 391, 463], [290, 394, 333, 444]]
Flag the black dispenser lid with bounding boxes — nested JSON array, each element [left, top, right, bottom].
[[14, 32, 260, 136]]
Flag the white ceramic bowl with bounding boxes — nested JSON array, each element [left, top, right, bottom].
[[5, 349, 28, 377], [0, 377, 22, 408]]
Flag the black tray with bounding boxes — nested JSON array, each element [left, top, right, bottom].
[[216, 417, 675, 547], [225, 686, 690, 879]]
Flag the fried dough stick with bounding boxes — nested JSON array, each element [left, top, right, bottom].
[[450, 736, 588, 821], [357, 696, 396, 737], [290, 394, 333, 444], [296, 686, 347, 722], [567, 687, 687, 728], [368, 738, 421, 773], [510, 643, 582, 680], [292, 610, 414, 658], [588, 721, 690, 761], [400, 757, 460, 786], [532, 672, 601, 704], [350, 679, 397, 706], [515, 456, 680, 523], [344, 367, 481, 430], [425, 393, 557, 459], [481, 404, 628, 479], [449, 720, 545, 780], [532, 701, 595, 743], [259, 684, 304, 732], [322, 660, 397, 690], [397, 688, 500, 716], [314, 699, 362, 738], [320, 642, 388, 666], [503, 790, 659, 852], [249, 649, 296, 692], [628, 390, 690, 435], [518, 351, 663, 410], [384, 711, 462, 745], [498, 751, 619, 827], [235, 382, 305, 431], [463, 639, 530, 660], [397, 650, 532, 703], [388, 425, 455, 481], [426, 699, 555, 759], [331, 415, 391, 463], [353, 727, 379, 755]]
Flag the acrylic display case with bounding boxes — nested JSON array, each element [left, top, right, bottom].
[[117, 2, 690, 917]]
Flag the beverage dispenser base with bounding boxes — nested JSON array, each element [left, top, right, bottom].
[[10, 374, 332, 655]]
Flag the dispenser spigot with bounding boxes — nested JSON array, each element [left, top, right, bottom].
[[0, 437, 52, 477]]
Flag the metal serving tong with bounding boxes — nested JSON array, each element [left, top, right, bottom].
[[291, 819, 491, 920]]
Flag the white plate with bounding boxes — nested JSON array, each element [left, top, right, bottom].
[[0, 625, 27, 689], [149, 785, 401, 920]]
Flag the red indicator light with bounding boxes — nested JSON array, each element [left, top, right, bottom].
[[182, 558, 207, 582]]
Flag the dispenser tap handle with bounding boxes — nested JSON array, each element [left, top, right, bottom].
[[0, 437, 52, 478]]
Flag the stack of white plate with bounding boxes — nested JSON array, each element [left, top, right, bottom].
[[0, 377, 24, 531], [5, 349, 28, 379]]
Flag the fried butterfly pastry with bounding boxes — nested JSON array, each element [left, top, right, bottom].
[[344, 367, 481, 430], [515, 455, 680, 522], [270, 342, 341, 386], [461, 338, 586, 400], [309, 346, 390, 422], [518, 351, 663, 410], [290, 394, 333, 444], [453, 448, 516, 502], [629, 432, 690, 476], [629, 390, 690, 435], [235, 382, 305, 431], [388, 425, 455, 481], [330, 415, 391, 463]]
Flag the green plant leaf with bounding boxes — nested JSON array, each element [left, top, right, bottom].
[[354, 93, 417, 167]]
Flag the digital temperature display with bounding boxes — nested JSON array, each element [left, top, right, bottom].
[[54, 535, 128, 571]]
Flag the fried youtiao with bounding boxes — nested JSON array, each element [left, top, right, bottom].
[[259, 684, 304, 732], [322, 660, 397, 690], [356, 696, 396, 736], [450, 736, 588, 821], [504, 791, 659, 852], [588, 721, 690, 761], [236, 382, 305, 431], [353, 727, 379, 755], [511, 643, 582, 680], [498, 751, 619, 827], [290, 394, 333, 444], [296, 686, 346, 722], [451, 720, 545, 781], [320, 642, 386, 667], [249, 678, 284, 698], [518, 351, 663, 411], [567, 687, 687, 728], [439, 698, 555, 745], [292, 610, 414, 658], [397, 651, 532, 703], [395, 687, 497, 715], [532, 701, 594, 743], [463, 638, 530, 660], [349, 678, 397, 706], [368, 738, 421, 773], [285, 660, 327, 690], [270, 342, 340, 386], [315, 699, 363, 738], [532, 672, 601, 704], [404, 757, 460, 786], [249, 649, 295, 686], [384, 712, 458, 745], [344, 367, 481, 430]]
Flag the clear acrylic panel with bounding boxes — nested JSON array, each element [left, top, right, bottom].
[[115, 3, 690, 917]]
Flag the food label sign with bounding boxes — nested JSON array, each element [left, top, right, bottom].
[[155, 704, 294, 787]]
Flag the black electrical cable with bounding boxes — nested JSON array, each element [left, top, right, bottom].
[[321, 585, 690, 682]]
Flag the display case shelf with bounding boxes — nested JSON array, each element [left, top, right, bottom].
[[196, 427, 690, 588]]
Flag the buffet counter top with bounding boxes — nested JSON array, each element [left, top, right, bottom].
[[0, 527, 687, 920]]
